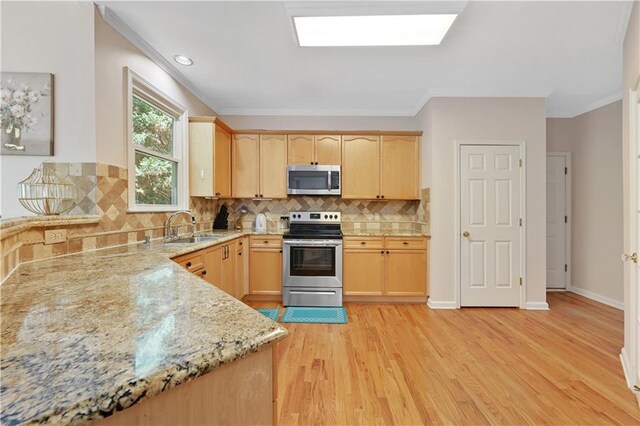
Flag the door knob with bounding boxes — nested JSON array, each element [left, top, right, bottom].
[[622, 252, 638, 264], [463, 231, 471, 238]]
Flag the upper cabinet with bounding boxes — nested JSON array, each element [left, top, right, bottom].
[[342, 134, 419, 200], [342, 135, 380, 199], [232, 133, 287, 199], [288, 134, 341, 165], [380, 135, 419, 200], [189, 117, 232, 198]]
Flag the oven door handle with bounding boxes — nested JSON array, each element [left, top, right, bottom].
[[283, 239, 343, 247]]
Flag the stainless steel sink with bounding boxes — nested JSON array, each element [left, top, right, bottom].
[[165, 235, 222, 244]]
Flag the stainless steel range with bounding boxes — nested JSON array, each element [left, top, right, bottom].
[[282, 212, 342, 307]]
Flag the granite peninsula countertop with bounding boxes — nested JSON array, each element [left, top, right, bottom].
[[0, 231, 287, 425]]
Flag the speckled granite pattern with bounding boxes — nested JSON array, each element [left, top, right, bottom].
[[0, 231, 287, 425]]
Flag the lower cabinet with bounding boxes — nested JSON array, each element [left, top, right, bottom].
[[236, 237, 249, 299], [249, 236, 283, 295], [343, 236, 428, 298]]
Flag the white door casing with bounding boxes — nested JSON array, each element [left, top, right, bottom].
[[460, 145, 522, 307], [546, 154, 570, 289]]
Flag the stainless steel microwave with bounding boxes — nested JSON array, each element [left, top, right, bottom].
[[287, 165, 341, 196]]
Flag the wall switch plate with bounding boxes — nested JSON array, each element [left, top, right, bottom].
[[44, 229, 67, 245]]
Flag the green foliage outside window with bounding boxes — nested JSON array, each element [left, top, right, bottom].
[[132, 96, 177, 205]]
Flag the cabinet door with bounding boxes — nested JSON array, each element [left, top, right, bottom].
[[250, 248, 282, 295], [342, 135, 380, 199], [189, 122, 214, 197], [381, 135, 419, 200], [259, 134, 287, 198], [237, 237, 249, 299], [314, 135, 341, 165], [221, 242, 237, 297], [288, 134, 314, 165], [343, 249, 385, 296], [203, 246, 223, 287], [214, 126, 232, 198], [232, 134, 259, 198], [384, 250, 426, 296]]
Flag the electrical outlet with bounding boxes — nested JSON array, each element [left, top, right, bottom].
[[44, 229, 67, 245]]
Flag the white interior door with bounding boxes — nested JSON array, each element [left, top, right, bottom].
[[546, 155, 567, 289], [460, 145, 521, 307], [632, 86, 640, 388]]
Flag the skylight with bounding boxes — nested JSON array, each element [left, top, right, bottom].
[[293, 14, 458, 47]]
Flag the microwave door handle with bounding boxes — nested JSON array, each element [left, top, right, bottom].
[[328, 171, 332, 190]]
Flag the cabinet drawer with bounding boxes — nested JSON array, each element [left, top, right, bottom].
[[250, 235, 283, 248], [173, 251, 204, 272], [385, 237, 427, 250], [344, 237, 384, 249]]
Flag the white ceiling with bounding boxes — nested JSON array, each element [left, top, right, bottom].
[[100, 1, 632, 118]]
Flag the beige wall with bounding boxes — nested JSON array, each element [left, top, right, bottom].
[[547, 101, 623, 304], [94, 8, 216, 168], [623, 3, 639, 372], [0, 2, 96, 218], [219, 115, 418, 131], [418, 97, 548, 307]]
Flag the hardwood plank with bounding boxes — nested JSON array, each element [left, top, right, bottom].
[[250, 292, 639, 425]]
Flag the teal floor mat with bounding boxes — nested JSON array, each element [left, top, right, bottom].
[[280, 307, 347, 324], [256, 308, 280, 321]]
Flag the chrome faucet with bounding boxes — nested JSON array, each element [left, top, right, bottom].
[[165, 210, 196, 239]]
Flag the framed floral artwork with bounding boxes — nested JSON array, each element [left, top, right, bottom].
[[0, 72, 54, 156]]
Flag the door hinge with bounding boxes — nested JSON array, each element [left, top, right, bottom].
[[519, 218, 522, 227], [565, 167, 568, 175], [519, 277, 523, 286], [565, 264, 568, 272], [519, 159, 522, 167], [565, 216, 568, 223]]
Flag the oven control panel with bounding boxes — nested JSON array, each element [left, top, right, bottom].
[[289, 211, 341, 223]]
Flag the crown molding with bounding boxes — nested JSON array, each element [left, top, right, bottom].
[[411, 88, 554, 115], [547, 91, 623, 118], [615, 1, 634, 46], [97, 5, 220, 114], [216, 107, 418, 117]]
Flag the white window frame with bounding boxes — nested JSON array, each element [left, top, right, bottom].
[[125, 67, 189, 212]]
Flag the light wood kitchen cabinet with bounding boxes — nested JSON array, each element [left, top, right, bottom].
[[343, 249, 385, 296], [202, 245, 223, 287], [249, 235, 283, 295], [236, 237, 249, 300], [189, 117, 232, 198], [221, 241, 237, 297], [232, 134, 260, 198], [384, 249, 426, 296], [342, 134, 420, 200], [232, 134, 287, 198], [342, 135, 380, 199], [380, 135, 419, 200], [288, 134, 341, 165], [260, 134, 288, 198], [343, 236, 428, 298], [203, 242, 237, 297]]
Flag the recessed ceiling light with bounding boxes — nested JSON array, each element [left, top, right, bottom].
[[173, 55, 194, 66], [293, 14, 458, 47]]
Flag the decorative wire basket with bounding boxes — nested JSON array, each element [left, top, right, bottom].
[[17, 164, 79, 215]]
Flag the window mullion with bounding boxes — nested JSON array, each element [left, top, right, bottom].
[[134, 145, 179, 163]]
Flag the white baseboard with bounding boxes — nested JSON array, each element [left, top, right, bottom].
[[620, 347, 635, 390], [524, 301, 550, 310], [427, 299, 457, 309], [569, 287, 624, 310]]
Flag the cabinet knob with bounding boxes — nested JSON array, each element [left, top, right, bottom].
[[386, 251, 390, 254], [202, 270, 207, 275], [315, 162, 318, 165], [279, 249, 283, 253], [255, 194, 259, 197], [310, 162, 314, 165], [263, 240, 269, 244], [239, 252, 242, 256], [380, 250, 384, 254], [215, 192, 221, 196], [376, 195, 380, 199], [186, 261, 192, 267], [381, 195, 385, 199], [360, 241, 366, 245], [260, 194, 264, 197], [403, 241, 409, 245]]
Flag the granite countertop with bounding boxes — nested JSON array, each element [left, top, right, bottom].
[[342, 230, 430, 237], [0, 231, 287, 425]]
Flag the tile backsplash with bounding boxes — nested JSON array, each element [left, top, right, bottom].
[[1, 161, 430, 281]]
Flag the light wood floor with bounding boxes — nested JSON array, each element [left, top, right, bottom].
[[249, 292, 639, 425]]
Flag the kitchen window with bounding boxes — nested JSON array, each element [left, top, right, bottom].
[[126, 68, 188, 212]]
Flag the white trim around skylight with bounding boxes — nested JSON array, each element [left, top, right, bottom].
[[293, 14, 458, 47]]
